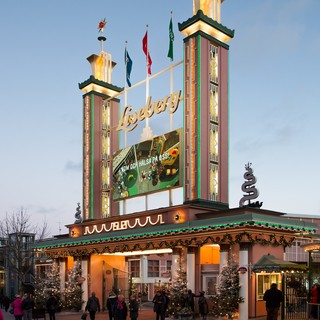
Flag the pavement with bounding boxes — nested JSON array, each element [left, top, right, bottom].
[[1, 303, 265, 320]]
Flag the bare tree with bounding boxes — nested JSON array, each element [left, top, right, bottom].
[[0, 207, 50, 295]]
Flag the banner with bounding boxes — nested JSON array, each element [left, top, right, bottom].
[[113, 129, 181, 200]]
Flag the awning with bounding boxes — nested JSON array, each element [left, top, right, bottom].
[[252, 254, 307, 273]]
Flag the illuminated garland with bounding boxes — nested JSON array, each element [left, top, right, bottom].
[[45, 231, 296, 258]]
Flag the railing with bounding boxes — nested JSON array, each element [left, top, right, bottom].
[[307, 302, 320, 320]]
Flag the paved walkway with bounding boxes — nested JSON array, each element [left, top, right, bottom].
[[1, 308, 224, 320], [1, 304, 267, 320]]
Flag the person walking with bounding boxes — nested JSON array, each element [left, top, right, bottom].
[[112, 294, 128, 320], [21, 293, 34, 320], [129, 295, 139, 320], [152, 290, 166, 320], [85, 292, 100, 320], [263, 283, 284, 320], [3, 296, 11, 312], [186, 289, 196, 312], [106, 292, 117, 320], [198, 291, 208, 320], [11, 294, 23, 320], [162, 291, 170, 318], [311, 283, 319, 318], [46, 294, 58, 320]]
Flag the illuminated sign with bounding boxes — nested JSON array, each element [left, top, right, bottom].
[[84, 214, 164, 235], [113, 129, 181, 200], [116, 90, 182, 132]]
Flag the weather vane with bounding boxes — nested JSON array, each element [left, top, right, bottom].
[[98, 18, 107, 33], [97, 18, 107, 51]]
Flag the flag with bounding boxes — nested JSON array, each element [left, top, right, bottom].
[[124, 48, 133, 87], [142, 31, 152, 75], [167, 17, 174, 61]]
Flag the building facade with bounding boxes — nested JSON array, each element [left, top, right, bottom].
[[35, 1, 318, 319]]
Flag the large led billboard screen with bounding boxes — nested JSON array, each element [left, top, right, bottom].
[[113, 129, 181, 200]]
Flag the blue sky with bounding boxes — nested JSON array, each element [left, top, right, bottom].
[[1, 0, 319, 236]]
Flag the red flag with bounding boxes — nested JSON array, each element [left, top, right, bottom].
[[142, 31, 152, 75]]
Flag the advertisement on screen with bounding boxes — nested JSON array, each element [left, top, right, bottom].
[[113, 129, 181, 200]]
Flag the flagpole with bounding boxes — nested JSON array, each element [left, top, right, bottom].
[[168, 12, 175, 207], [145, 25, 150, 132], [124, 41, 128, 149], [123, 41, 129, 215], [169, 11, 174, 132], [145, 25, 149, 211]]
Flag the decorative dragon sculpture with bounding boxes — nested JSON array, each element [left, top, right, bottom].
[[239, 162, 263, 208], [74, 202, 82, 224]]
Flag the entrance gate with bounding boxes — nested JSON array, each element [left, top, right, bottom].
[[283, 273, 308, 319]]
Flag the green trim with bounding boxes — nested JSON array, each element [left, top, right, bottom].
[[197, 35, 201, 198], [79, 75, 123, 93], [178, 10, 234, 39], [183, 30, 230, 50], [82, 90, 121, 103], [227, 50, 230, 203], [90, 94, 95, 219], [183, 198, 229, 210], [182, 48, 185, 197]]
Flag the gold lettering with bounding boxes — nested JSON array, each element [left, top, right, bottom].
[[116, 90, 182, 132], [138, 106, 146, 121], [145, 96, 154, 118], [167, 90, 182, 114]]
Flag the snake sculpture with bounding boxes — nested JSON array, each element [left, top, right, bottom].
[[239, 163, 259, 207], [74, 202, 82, 223]]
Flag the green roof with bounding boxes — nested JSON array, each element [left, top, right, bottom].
[[178, 9, 235, 39], [252, 254, 307, 273], [34, 213, 316, 250]]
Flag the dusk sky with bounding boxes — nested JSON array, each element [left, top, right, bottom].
[[1, 0, 319, 236]]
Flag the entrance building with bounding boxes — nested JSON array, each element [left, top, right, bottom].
[[35, 1, 317, 319]]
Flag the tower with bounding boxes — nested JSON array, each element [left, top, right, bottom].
[[179, 0, 234, 205], [79, 27, 122, 220]]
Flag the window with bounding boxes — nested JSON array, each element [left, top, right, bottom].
[[129, 260, 140, 278], [166, 260, 172, 272], [148, 260, 159, 277], [256, 273, 281, 300]]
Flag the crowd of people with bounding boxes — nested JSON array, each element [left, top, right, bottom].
[[0, 292, 59, 320], [0, 292, 37, 320], [85, 288, 208, 320]]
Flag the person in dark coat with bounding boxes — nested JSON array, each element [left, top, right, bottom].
[[106, 292, 117, 320], [112, 295, 127, 320], [162, 291, 170, 318], [22, 293, 34, 320], [186, 289, 196, 312], [129, 295, 139, 320], [85, 292, 100, 320], [263, 283, 283, 320], [152, 291, 166, 320], [198, 291, 208, 320], [3, 296, 11, 312], [46, 294, 58, 320]]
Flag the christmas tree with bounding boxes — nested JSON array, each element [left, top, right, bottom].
[[209, 257, 244, 319], [34, 263, 62, 310], [168, 257, 191, 318], [63, 263, 84, 310]]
